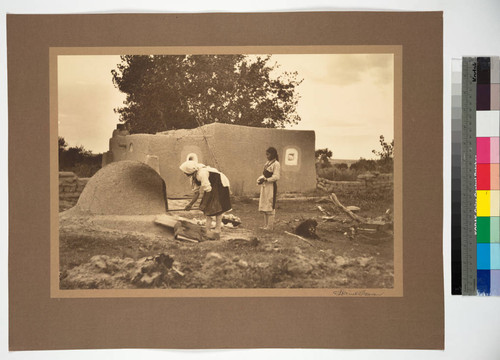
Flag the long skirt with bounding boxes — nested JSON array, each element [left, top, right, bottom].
[[259, 181, 277, 214], [199, 172, 231, 216]]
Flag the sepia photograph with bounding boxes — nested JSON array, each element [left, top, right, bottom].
[[53, 47, 401, 295]]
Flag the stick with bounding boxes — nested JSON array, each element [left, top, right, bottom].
[[284, 231, 315, 247], [172, 266, 185, 277], [317, 205, 331, 216], [174, 234, 199, 243], [168, 208, 200, 212], [328, 193, 367, 223]]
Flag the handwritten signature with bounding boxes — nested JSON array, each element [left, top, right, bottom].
[[331, 290, 384, 297]]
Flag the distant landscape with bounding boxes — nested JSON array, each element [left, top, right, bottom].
[[330, 159, 359, 166]]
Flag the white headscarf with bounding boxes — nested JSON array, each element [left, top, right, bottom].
[[179, 160, 204, 175], [179, 155, 230, 189]]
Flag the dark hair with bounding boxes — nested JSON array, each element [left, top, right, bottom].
[[266, 147, 279, 161]]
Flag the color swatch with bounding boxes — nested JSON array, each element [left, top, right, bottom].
[[476, 57, 500, 295], [452, 56, 500, 296]]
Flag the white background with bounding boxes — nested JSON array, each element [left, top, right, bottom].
[[1, 1, 500, 359]]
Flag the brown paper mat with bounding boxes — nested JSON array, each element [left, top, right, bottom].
[[8, 12, 443, 350]]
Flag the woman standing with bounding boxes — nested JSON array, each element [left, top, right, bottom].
[[179, 156, 231, 240], [257, 147, 281, 230]]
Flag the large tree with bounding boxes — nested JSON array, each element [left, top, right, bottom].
[[111, 55, 302, 133]]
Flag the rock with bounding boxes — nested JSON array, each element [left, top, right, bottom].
[[91, 258, 107, 271], [263, 244, 274, 252], [205, 252, 225, 265], [293, 246, 303, 254], [345, 268, 358, 278], [249, 237, 260, 246], [236, 260, 249, 269], [286, 255, 314, 276], [336, 275, 349, 285], [122, 258, 136, 269], [138, 272, 161, 286], [323, 249, 335, 257], [222, 263, 238, 273], [346, 206, 360, 212], [256, 262, 270, 269], [232, 256, 240, 262], [357, 257, 373, 267], [334, 256, 347, 267]]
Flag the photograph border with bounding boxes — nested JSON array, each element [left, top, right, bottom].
[[50, 45, 403, 298]]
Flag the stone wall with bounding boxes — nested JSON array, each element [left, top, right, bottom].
[[317, 173, 393, 193], [59, 172, 89, 200]]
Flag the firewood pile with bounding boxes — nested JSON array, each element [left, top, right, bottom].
[[317, 192, 393, 239]]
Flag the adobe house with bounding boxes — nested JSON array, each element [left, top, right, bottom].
[[102, 123, 317, 197]]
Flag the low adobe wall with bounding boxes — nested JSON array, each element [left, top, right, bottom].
[[59, 172, 89, 200], [317, 173, 393, 193]]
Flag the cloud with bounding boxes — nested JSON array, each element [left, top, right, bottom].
[[305, 54, 393, 86]]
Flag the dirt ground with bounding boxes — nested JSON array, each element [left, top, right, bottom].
[[59, 189, 394, 290]]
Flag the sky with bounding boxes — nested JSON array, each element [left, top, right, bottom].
[[58, 53, 394, 159]]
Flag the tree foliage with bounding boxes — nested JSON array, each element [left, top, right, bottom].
[[58, 137, 102, 177], [315, 148, 333, 168], [372, 135, 394, 161], [111, 55, 303, 133]]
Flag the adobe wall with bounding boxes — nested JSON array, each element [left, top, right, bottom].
[[208, 125, 317, 196], [104, 124, 317, 197]]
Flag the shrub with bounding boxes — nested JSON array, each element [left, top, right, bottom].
[[350, 158, 377, 172], [316, 166, 334, 180], [317, 167, 360, 181]]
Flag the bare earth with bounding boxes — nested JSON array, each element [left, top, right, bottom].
[[59, 190, 394, 290]]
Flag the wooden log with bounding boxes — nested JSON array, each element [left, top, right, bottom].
[[328, 193, 367, 223], [284, 231, 315, 247]]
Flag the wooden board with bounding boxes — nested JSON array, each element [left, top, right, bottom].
[[155, 214, 203, 242]]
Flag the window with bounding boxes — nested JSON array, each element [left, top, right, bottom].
[[285, 148, 299, 166]]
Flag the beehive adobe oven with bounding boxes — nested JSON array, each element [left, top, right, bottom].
[[74, 160, 168, 215]]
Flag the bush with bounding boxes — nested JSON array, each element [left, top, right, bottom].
[[376, 159, 393, 173], [350, 158, 377, 172], [68, 162, 102, 178], [317, 167, 359, 181], [331, 168, 359, 181], [316, 166, 334, 180], [59, 136, 102, 177]]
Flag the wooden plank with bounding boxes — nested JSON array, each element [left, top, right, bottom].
[[155, 214, 203, 242], [154, 214, 180, 228]]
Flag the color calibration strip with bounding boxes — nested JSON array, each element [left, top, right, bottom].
[[476, 56, 500, 295], [452, 57, 500, 295], [451, 59, 462, 294]]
